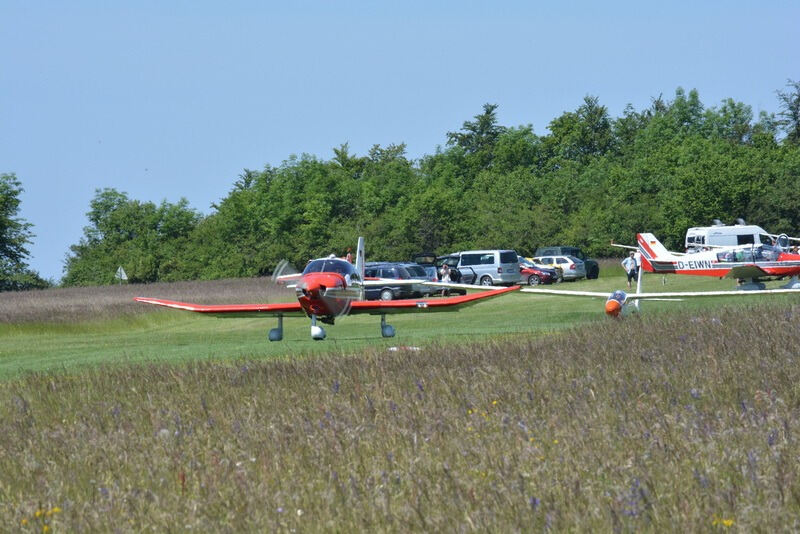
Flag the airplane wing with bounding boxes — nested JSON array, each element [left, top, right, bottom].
[[726, 265, 770, 279], [520, 288, 611, 298], [134, 297, 307, 317], [520, 287, 800, 300], [421, 281, 503, 292], [362, 279, 500, 293], [347, 285, 520, 315], [363, 278, 428, 287], [625, 288, 800, 299]]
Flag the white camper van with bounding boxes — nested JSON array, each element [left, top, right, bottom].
[[685, 223, 772, 252]]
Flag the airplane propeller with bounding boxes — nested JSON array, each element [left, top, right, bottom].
[[271, 259, 299, 284]]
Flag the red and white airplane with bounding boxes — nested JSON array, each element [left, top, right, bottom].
[[522, 232, 800, 317], [135, 238, 519, 340], [636, 232, 800, 285]]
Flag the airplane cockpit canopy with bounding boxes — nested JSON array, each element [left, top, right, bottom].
[[303, 258, 358, 277], [716, 244, 782, 263]]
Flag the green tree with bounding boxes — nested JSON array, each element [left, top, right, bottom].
[[776, 79, 800, 145], [63, 189, 201, 285], [0, 173, 48, 290]]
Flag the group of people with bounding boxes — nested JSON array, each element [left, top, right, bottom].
[[621, 251, 642, 288]]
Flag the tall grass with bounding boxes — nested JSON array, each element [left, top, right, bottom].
[[0, 278, 292, 324], [2, 302, 799, 531]]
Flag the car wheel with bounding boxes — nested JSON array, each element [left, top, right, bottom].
[[527, 274, 540, 285], [587, 266, 599, 279], [380, 289, 393, 301], [479, 276, 493, 286]]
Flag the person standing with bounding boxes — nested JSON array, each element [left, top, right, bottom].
[[440, 263, 451, 296], [622, 252, 637, 288]]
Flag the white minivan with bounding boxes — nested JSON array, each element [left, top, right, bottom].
[[451, 249, 522, 286]]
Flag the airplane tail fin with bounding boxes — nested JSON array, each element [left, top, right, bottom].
[[355, 236, 366, 284], [636, 233, 673, 272]]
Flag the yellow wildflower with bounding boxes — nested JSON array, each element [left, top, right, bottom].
[[553, 439, 559, 444], [492, 400, 498, 405], [21, 518, 28, 526], [43, 525, 51, 533], [35, 509, 43, 518], [50, 507, 62, 514], [712, 515, 734, 527]]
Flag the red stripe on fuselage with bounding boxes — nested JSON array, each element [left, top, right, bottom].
[[637, 234, 658, 260]]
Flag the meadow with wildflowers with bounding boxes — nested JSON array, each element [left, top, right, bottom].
[[2, 271, 800, 530]]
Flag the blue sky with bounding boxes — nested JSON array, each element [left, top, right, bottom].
[[2, 1, 798, 281]]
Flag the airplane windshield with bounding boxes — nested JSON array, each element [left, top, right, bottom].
[[303, 258, 357, 276]]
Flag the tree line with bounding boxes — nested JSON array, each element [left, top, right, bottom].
[[3, 82, 800, 288]]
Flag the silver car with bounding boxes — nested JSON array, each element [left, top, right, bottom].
[[532, 255, 586, 280]]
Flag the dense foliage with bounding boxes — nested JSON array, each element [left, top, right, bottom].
[[62, 85, 800, 285], [0, 173, 48, 290]]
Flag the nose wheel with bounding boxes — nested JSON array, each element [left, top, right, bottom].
[[310, 315, 327, 340], [381, 314, 395, 338]]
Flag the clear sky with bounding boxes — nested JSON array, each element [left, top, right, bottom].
[[2, 1, 798, 282]]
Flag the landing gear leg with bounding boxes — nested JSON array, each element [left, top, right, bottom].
[[268, 315, 284, 341], [782, 276, 800, 289], [310, 314, 326, 340], [381, 314, 395, 338]]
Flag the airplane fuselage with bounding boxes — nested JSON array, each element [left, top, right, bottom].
[[295, 271, 354, 319], [637, 233, 800, 278]]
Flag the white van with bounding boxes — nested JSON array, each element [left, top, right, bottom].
[[449, 249, 522, 286], [685, 223, 772, 252]]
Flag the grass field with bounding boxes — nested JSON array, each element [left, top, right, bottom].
[[2, 267, 793, 379], [2, 269, 800, 530]]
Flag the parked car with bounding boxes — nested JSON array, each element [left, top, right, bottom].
[[533, 246, 599, 279], [411, 253, 440, 283], [523, 256, 563, 282], [397, 262, 437, 296], [437, 250, 522, 286], [363, 262, 423, 300], [518, 256, 559, 285], [531, 255, 586, 280]]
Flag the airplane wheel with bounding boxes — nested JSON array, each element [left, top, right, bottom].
[[380, 289, 393, 301], [381, 324, 396, 338], [528, 275, 540, 286]]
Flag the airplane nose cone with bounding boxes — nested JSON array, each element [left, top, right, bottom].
[[605, 299, 623, 317]]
